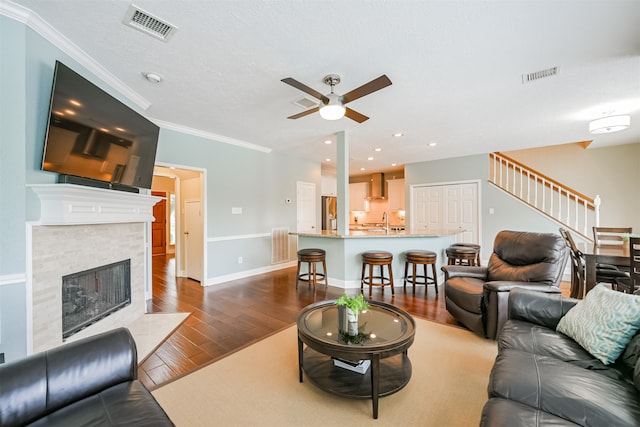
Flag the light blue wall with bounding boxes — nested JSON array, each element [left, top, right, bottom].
[[405, 154, 562, 259], [0, 17, 320, 362], [157, 128, 320, 277], [0, 16, 28, 362]]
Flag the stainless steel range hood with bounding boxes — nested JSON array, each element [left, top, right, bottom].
[[368, 173, 385, 199]]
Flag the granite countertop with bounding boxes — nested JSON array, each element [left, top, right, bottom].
[[290, 229, 462, 239]]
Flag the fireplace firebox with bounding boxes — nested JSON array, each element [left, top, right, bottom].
[[62, 259, 131, 339]]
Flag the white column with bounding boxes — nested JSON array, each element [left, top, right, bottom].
[[336, 131, 349, 236]]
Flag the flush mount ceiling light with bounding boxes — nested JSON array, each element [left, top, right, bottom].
[[589, 115, 630, 134], [142, 72, 163, 83]]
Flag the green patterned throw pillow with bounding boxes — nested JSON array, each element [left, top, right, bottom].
[[556, 284, 640, 365]]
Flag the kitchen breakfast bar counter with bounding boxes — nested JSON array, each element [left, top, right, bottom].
[[290, 230, 460, 288]]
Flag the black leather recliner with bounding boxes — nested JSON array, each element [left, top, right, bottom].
[[0, 327, 174, 426], [442, 230, 568, 339]]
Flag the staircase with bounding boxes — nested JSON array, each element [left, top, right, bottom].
[[489, 152, 600, 241]]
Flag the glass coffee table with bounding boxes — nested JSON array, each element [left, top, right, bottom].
[[297, 300, 415, 419]]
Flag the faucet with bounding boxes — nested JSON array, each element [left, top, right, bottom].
[[382, 212, 389, 233]]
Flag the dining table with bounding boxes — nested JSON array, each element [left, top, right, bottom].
[[577, 242, 631, 298]]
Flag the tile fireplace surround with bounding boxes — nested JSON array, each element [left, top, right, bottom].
[[27, 184, 160, 353]]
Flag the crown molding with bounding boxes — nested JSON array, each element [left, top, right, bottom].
[[153, 118, 272, 153], [1, 0, 151, 110]]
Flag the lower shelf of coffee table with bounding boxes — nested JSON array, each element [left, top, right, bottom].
[[302, 347, 412, 399]]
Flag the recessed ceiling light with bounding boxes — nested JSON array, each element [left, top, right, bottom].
[[325, 158, 331, 162], [393, 132, 404, 137], [391, 163, 397, 166], [429, 142, 437, 147], [324, 140, 332, 144], [367, 157, 374, 161], [374, 148, 382, 152], [360, 167, 366, 171]]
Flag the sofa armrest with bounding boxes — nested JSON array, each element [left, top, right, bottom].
[[441, 265, 488, 281], [507, 287, 578, 330], [483, 282, 562, 340], [0, 327, 137, 426]]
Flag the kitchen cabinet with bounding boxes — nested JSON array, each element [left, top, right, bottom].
[[387, 179, 405, 211], [349, 182, 369, 212], [321, 175, 337, 196]]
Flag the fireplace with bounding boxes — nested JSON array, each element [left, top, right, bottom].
[[62, 259, 132, 339], [28, 184, 160, 353]]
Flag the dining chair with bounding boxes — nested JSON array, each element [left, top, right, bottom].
[[591, 226, 632, 290], [616, 236, 640, 294], [559, 228, 585, 298], [560, 227, 628, 295], [593, 226, 633, 246]]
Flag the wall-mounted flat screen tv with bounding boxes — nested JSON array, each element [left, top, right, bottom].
[[41, 61, 159, 191]]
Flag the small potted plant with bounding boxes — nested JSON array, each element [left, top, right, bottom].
[[335, 293, 370, 336]]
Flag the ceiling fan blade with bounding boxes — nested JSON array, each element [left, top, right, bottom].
[[281, 78, 329, 103], [287, 107, 320, 120], [344, 108, 369, 123], [341, 75, 392, 104]]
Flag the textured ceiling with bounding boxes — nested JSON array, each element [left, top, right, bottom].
[[8, 0, 640, 175]]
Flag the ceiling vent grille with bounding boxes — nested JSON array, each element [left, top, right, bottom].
[[522, 66, 560, 84], [123, 5, 177, 42], [294, 97, 319, 109]]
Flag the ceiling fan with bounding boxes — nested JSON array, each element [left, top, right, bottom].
[[281, 74, 392, 123]]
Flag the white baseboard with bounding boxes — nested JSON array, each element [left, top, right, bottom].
[[205, 261, 297, 286]]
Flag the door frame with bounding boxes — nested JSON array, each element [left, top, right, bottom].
[[153, 162, 207, 286], [410, 179, 482, 244]]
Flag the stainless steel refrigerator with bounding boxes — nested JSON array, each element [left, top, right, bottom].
[[322, 196, 337, 231]]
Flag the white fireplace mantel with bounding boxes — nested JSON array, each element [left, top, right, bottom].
[[28, 184, 161, 225]]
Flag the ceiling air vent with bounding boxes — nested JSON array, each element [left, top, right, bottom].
[[123, 5, 177, 42], [522, 66, 560, 84], [293, 97, 319, 109]]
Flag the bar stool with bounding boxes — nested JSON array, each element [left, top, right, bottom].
[[296, 248, 328, 289], [361, 251, 394, 296], [403, 250, 438, 294], [450, 243, 482, 266], [446, 245, 479, 266]]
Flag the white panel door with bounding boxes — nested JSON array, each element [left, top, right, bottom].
[[459, 183, 478, 242], [412, 182, 479, 243], [185, 199, 203, 282], [297, 181, 317, 232]]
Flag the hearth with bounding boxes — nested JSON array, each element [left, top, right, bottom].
[[62, 259, 131, 339]]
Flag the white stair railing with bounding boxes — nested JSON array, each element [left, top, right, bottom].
[[489, 152, 600, 240]]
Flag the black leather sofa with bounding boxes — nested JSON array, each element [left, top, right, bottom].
[[0, 328, 174, 426], [480, 288, 640, 426]]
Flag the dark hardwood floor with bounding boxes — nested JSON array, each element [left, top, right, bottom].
[[139, 254, 464, 390]]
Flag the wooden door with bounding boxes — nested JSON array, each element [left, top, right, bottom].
[[152, 191, 166, 255]]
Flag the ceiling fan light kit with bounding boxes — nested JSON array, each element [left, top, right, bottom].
[[319, 94, 346, 120], [588, 115, 630, 134], [282, 73, 392, 123]]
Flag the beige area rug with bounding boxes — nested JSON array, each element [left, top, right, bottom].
[[126, 312, 190, 363], [153, 317, 498, 426]]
